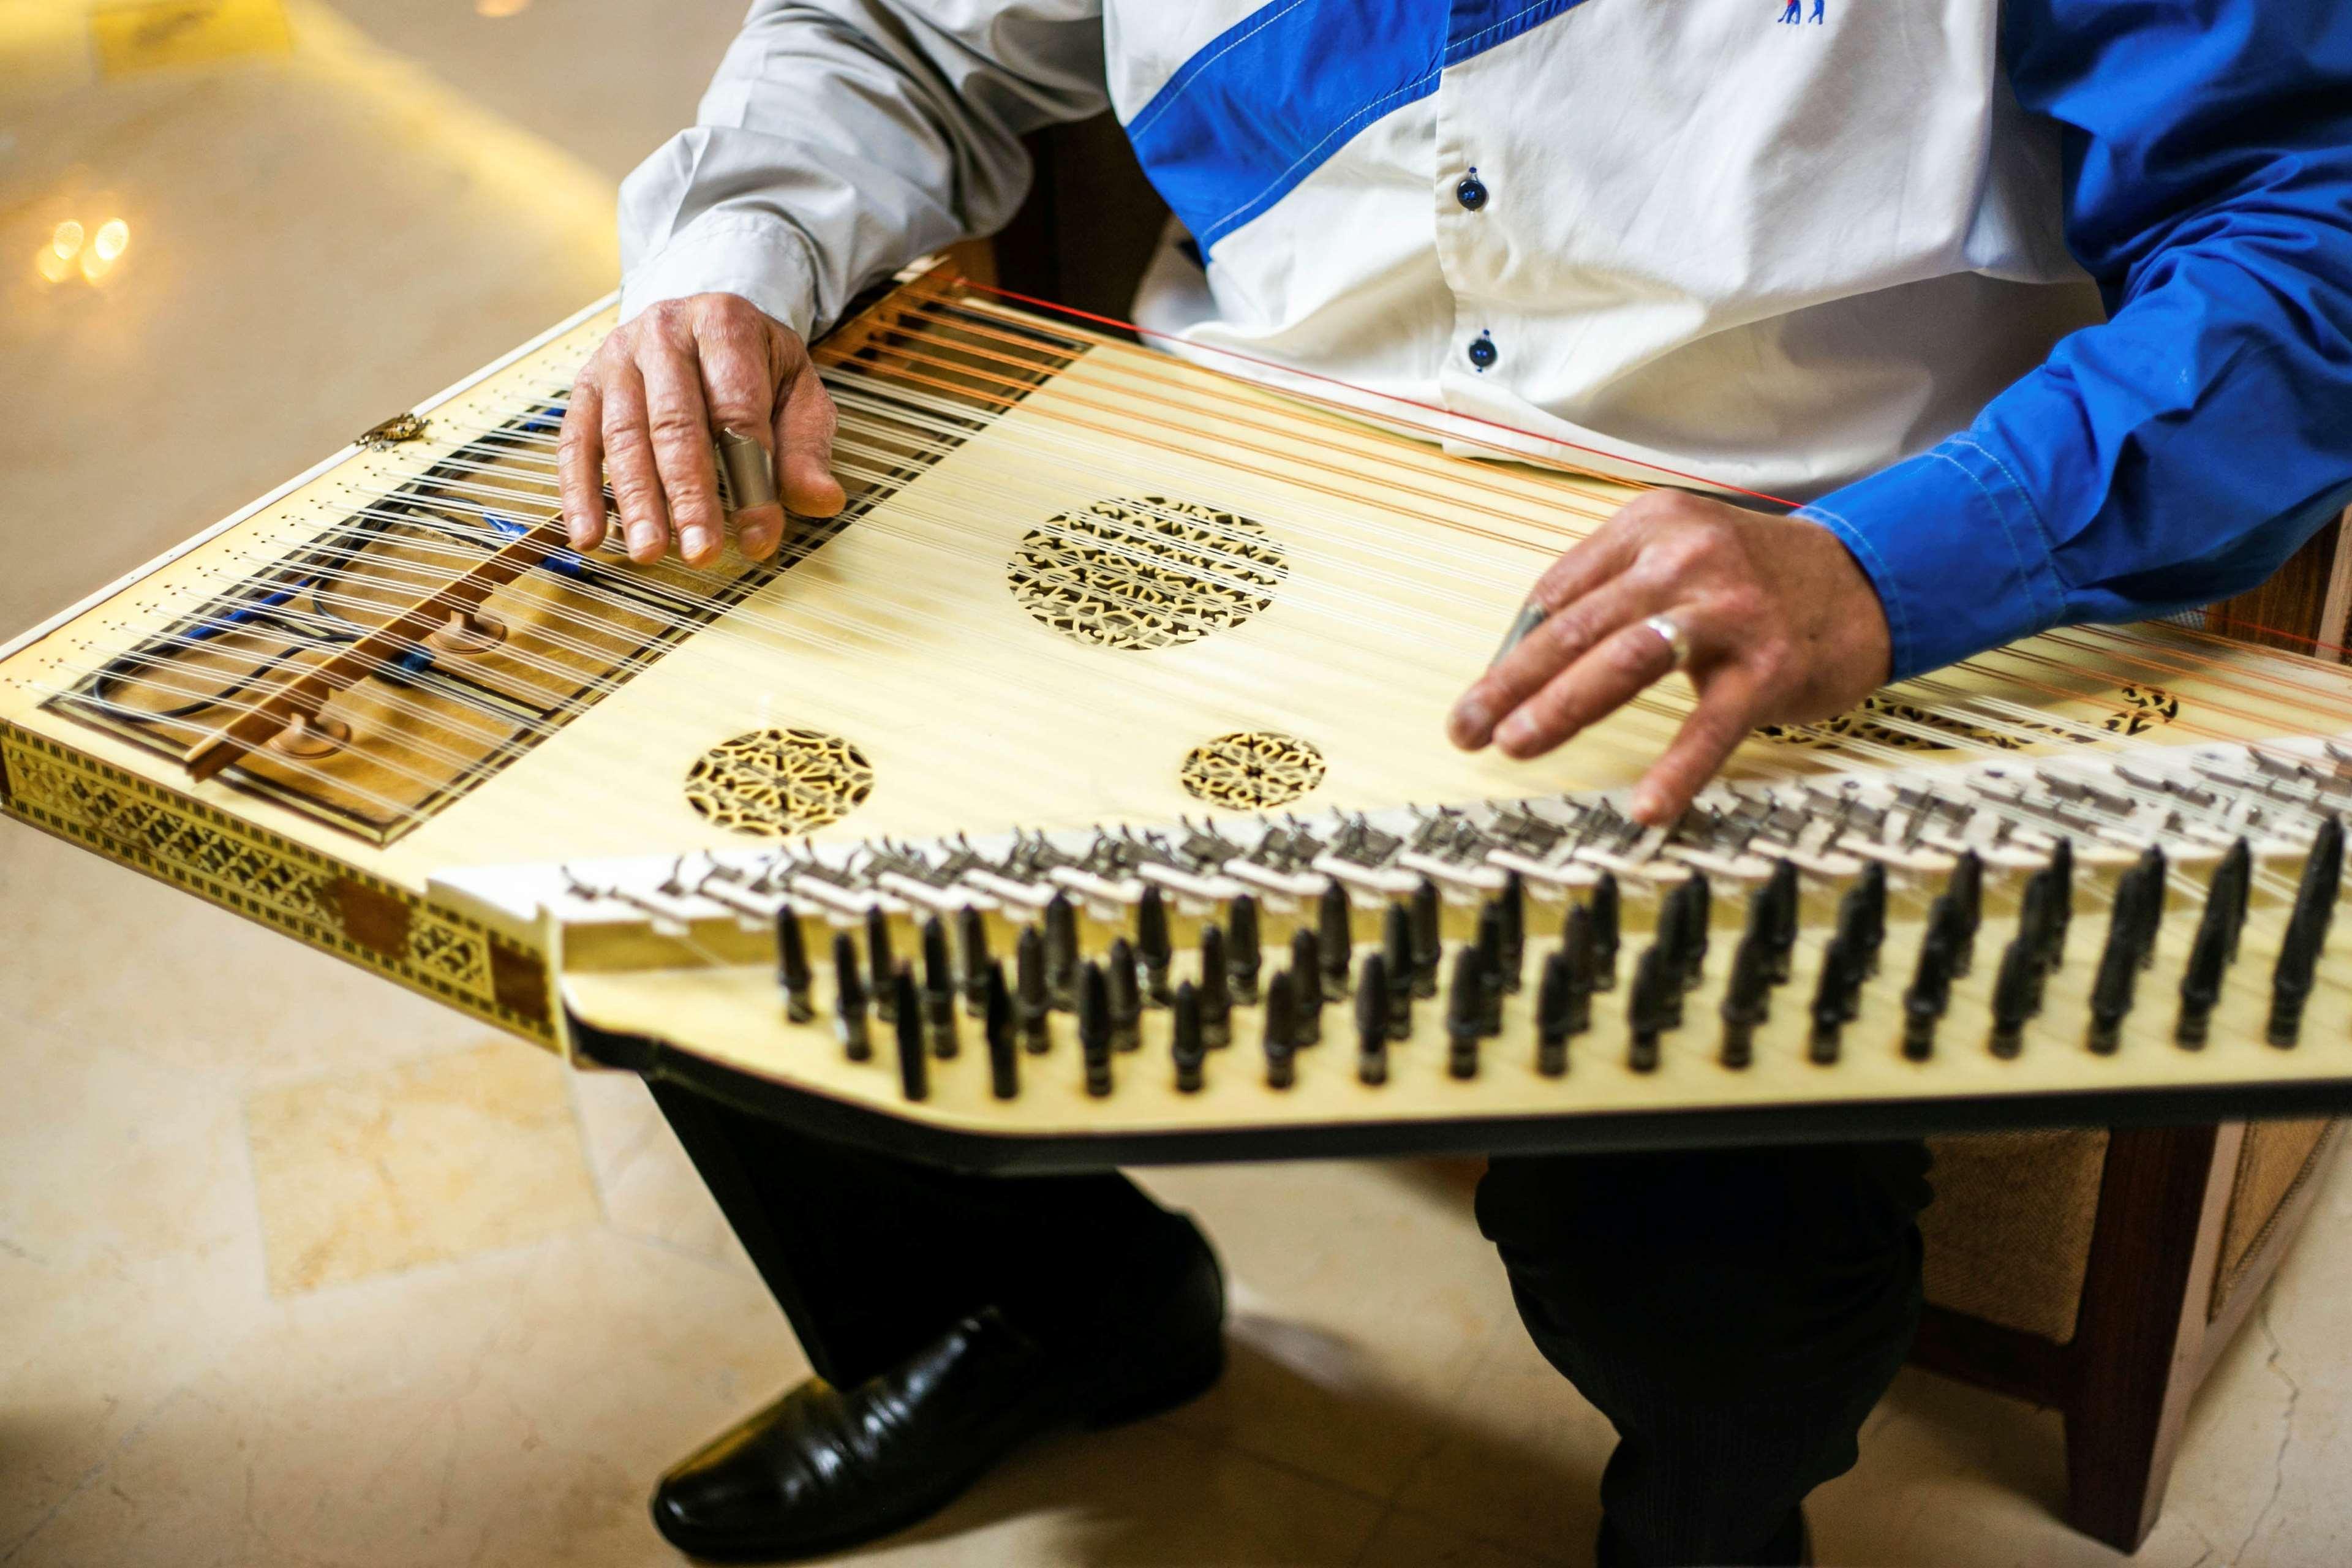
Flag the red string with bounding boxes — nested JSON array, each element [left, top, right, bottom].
[[952, 276, 1804, 510], [2192, 612, 2348, 659]]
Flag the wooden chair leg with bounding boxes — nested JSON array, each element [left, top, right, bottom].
[[2060, 1123, 2238, 1551]]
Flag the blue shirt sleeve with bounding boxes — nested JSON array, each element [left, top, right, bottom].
[[1798, 1, 2352, 681]]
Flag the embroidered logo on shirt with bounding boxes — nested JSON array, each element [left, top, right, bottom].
[[1777, 0, 1825, 21]]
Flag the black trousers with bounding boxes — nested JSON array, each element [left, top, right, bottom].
[[652, 1080, 1931, 1568]]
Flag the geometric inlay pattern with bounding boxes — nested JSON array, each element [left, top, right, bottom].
[[1178, 730, 1326, 811], [1759, 685, 2183, 755], [683, 726, 876, 837], [0, 725, 542, 1039], [1008, 496, 1287, 651]]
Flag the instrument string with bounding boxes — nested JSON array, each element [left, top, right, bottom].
[[415, 435, 1572, 634], [67, 276, 2352, 871], [830, 302, 1637, 529], [923, 286, 2352, 699], [86, 415, 2289, 837], [941, 278, 1813, 507], [152, 521, 1553, 810]]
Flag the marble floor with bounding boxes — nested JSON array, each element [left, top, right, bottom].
[[3, 4, 2348, 1564]]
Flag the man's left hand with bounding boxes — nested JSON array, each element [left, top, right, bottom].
[[1447, 492, 1893, 825]]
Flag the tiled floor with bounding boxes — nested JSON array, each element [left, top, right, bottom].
[[4, 4, 2348, 1564]]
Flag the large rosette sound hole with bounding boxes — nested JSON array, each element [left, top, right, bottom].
[[1006, 496, 1287, 651]]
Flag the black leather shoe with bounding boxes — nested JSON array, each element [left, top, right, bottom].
[[651, 1220, 1224, 1562]]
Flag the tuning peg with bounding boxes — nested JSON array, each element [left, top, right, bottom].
[[1264, 969, 1299, 1089], [867, 907, 897, 1022], [959, 905, 992, 1016], [1537, 949, 1575, 1077], [2268, 814, 2343, 1048], [1989, 935, 2037, 1059], [1199, 924, 1234, 1049], [2046, 837, 2076, 969], [1686, 868, 1719, 976], [1808, 933, 1858, 1065], [1317, 882, 1354, 997], [922, 916, 957, 1058], [1498, 870, 1526, 993], [1474, 902, 1507, 1036], [1627, 943, 1668, 1074], [893, 966, 926, 1102], [2087, 916, 2138, 1056], [1355, 952, 1390, 1085], [1228, 893, 1263, 1005], [776, 908, 815, 1022], [2211, 837, 2252, 965], [1561, 906, 1600, 1044], [1107, 937, 1143, 1052], [1719, 932, 1773, 1069], [1411, 878, 1442, 999], [1079, 960, 1113, 1096], [1759, 859, 1799, 984], [2177, 859, 2239, 1047], [1382, 904, 1415, 1041], [1045, 892, 1080, 1012], [1900, 895, 1961, 1062], [1855, 862, 1885, 976], [1137, 884, 1174, 1005], [1590, 872, 1622, 989], [1446, 945, 1483, 1079], [834, 930, 870, 1062], [984, 960, 1017, 1100], [1290, 927, 1325, 1046], [1948, 850, 1983, 977], [1172, 981, 1205, 1093], [1016, 925, 1051, 1054]]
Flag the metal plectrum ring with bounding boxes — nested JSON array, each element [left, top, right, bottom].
[[714, 428, 780, 513]]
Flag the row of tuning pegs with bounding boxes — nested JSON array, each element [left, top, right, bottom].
[[773, 876, 1618, 1099], [767, 816, 2344, 1101]]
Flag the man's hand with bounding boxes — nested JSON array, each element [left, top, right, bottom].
[[559, 293, 846, 568], [1447, 492, 1892, 825]]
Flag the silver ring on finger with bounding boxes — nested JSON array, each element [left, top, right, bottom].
[[1642, 612, 1691, 672], [714, 428, 780, 512]]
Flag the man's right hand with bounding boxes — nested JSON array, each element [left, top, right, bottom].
[[559, 292, 846, 568]]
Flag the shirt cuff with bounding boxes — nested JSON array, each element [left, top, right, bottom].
[[1795, 436, 2068, 682], [618, 211, 822, 335]]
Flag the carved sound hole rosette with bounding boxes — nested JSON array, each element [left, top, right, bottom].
[[1180, 731, 1327, 811], [1760, 685, 2182, 754], [1008, 496, 1287, 651], [684, 727, 876, 837]]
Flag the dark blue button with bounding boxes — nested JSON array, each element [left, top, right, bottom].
[[1467, 333, 1498, 371], [1455, 174, 1488, 211]]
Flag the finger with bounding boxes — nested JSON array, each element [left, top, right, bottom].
[[638, 334, 725, 567], [558, 380, 608, 551], [1528, 507, 1648, 614], [695, 304, 786, 560], [1450, 570, 1667, 750], [1490, 615, 1682, 761], [1629, 668, 1769, 825], [775, 352, 846, 520], [598, 363, 670, 564]]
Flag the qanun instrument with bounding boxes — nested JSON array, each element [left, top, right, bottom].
[[8, 262, 2352, 1170]]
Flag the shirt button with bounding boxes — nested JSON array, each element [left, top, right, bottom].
[[1455, 173, 1488, 211], [1467, 332, 1498, 371]]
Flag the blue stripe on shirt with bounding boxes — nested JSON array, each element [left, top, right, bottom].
[[1803, 0, 2352, 679], [1122, 0, 1586, 254]]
